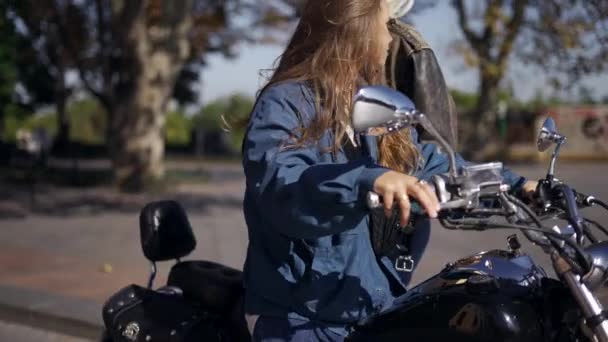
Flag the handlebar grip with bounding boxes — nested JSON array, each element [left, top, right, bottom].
[[411, 202, 425, 216], [366, 191, 426, 215]]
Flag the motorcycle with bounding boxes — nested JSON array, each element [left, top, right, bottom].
[[102, 85, 608, 341]]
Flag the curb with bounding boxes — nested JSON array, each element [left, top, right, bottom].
[[0, 285, 103, 340]]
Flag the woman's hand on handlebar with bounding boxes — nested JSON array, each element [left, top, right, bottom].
[[373, 171, 440, 224], [523, 180, 538, 199]]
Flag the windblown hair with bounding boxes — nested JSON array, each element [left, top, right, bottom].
[[259, 0, 419, 173]]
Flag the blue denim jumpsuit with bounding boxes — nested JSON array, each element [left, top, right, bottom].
[[241, 81, 525, 341]]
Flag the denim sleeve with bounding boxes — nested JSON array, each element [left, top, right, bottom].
[[417, 141, 526, 191], [242, 86, 389, 240]]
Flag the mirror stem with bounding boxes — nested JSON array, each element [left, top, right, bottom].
[[547, 137, 566, 180], [414, 112, 458, 180], [147, 262, 157, 289]]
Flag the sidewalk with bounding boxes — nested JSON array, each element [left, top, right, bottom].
[[0, 320, 90, 342], [0, 285, 100, 340]]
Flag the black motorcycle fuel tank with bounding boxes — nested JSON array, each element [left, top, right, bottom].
[[348, 250, 549, 342]]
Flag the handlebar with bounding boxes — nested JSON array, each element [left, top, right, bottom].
[[554, 184, 587, 245], [575, 191, 595, 207], [366, 191, 435, 217]]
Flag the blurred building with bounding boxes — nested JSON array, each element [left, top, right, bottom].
[[541, 105, 608, 159]]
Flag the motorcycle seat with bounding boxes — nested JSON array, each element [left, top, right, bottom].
[[167, 260, 243, 314]]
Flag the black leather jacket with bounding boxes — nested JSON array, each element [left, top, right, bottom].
[[385, 20, 459, 148]]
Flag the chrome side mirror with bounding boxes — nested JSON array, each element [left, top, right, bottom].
[[352, 86, 416, 136], [537, 117, 564, 152], [352, 86, 458, 179], [537, 117, 566, 179]]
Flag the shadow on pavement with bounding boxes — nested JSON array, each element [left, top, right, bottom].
[[0, 183, 243, 219]]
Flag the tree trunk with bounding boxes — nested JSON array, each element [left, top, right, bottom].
[[109, 99, 167, 192], [54, 76, 70, 151], [108, 2, 192, 192], [0, 109, 4, 142], [464, 72, 501, 160]]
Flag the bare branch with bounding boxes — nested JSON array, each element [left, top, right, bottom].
[[480, 0, 503, 48], [496, 0, 528, 65], [52, 3, 108, 106], [113, 0, 144, 40], [94, 0, 114, 103], [452, 0, 483, 54]]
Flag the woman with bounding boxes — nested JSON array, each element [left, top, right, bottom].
[[241, 1, 534, 341]]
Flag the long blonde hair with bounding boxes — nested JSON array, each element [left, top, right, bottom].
[[258, 0, 419, 173]]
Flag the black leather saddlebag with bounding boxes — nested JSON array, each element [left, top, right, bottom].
[[102, 284, 224, 342]]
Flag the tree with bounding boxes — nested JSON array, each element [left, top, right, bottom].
[[172, 64, 202, 107], [194, 94, 253, 129], [6, 1, 207, 151], [0, 1, 20, 140], [12, 0, 301, 191], [192, 93, 254, 151], [577, 85, 597, 105], [8, 0, 74, 147], [449, 0, 608, 157]]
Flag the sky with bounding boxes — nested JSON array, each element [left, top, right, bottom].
[[199, 2, 607, 105]]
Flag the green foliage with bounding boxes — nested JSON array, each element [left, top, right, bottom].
[[3, 109, 57, 142], [194, 102, 224, 129], [3, 98, 105, 144], [192, 93, 254, 149], [449, 87, 592, 116], [449, 89, 521, 112], [67, 98, 107, 144], [165, 110, 192, 145], [2, 104, 33, 141], [194, 93, 253, 127], [4, 94, 251, 147], [0, 57, 16, 106], [23, 111, 57, 134], [4, 98, 198, 146], [577, 86, 598, 105], [2, 0, 61, 114], [0, 1, 19, 116], [450, 89, 478, 113], [526, 89, 568, 112]]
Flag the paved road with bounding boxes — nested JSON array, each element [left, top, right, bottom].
[[1, 161, 608, 339], [0, 321, 89, 342]]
